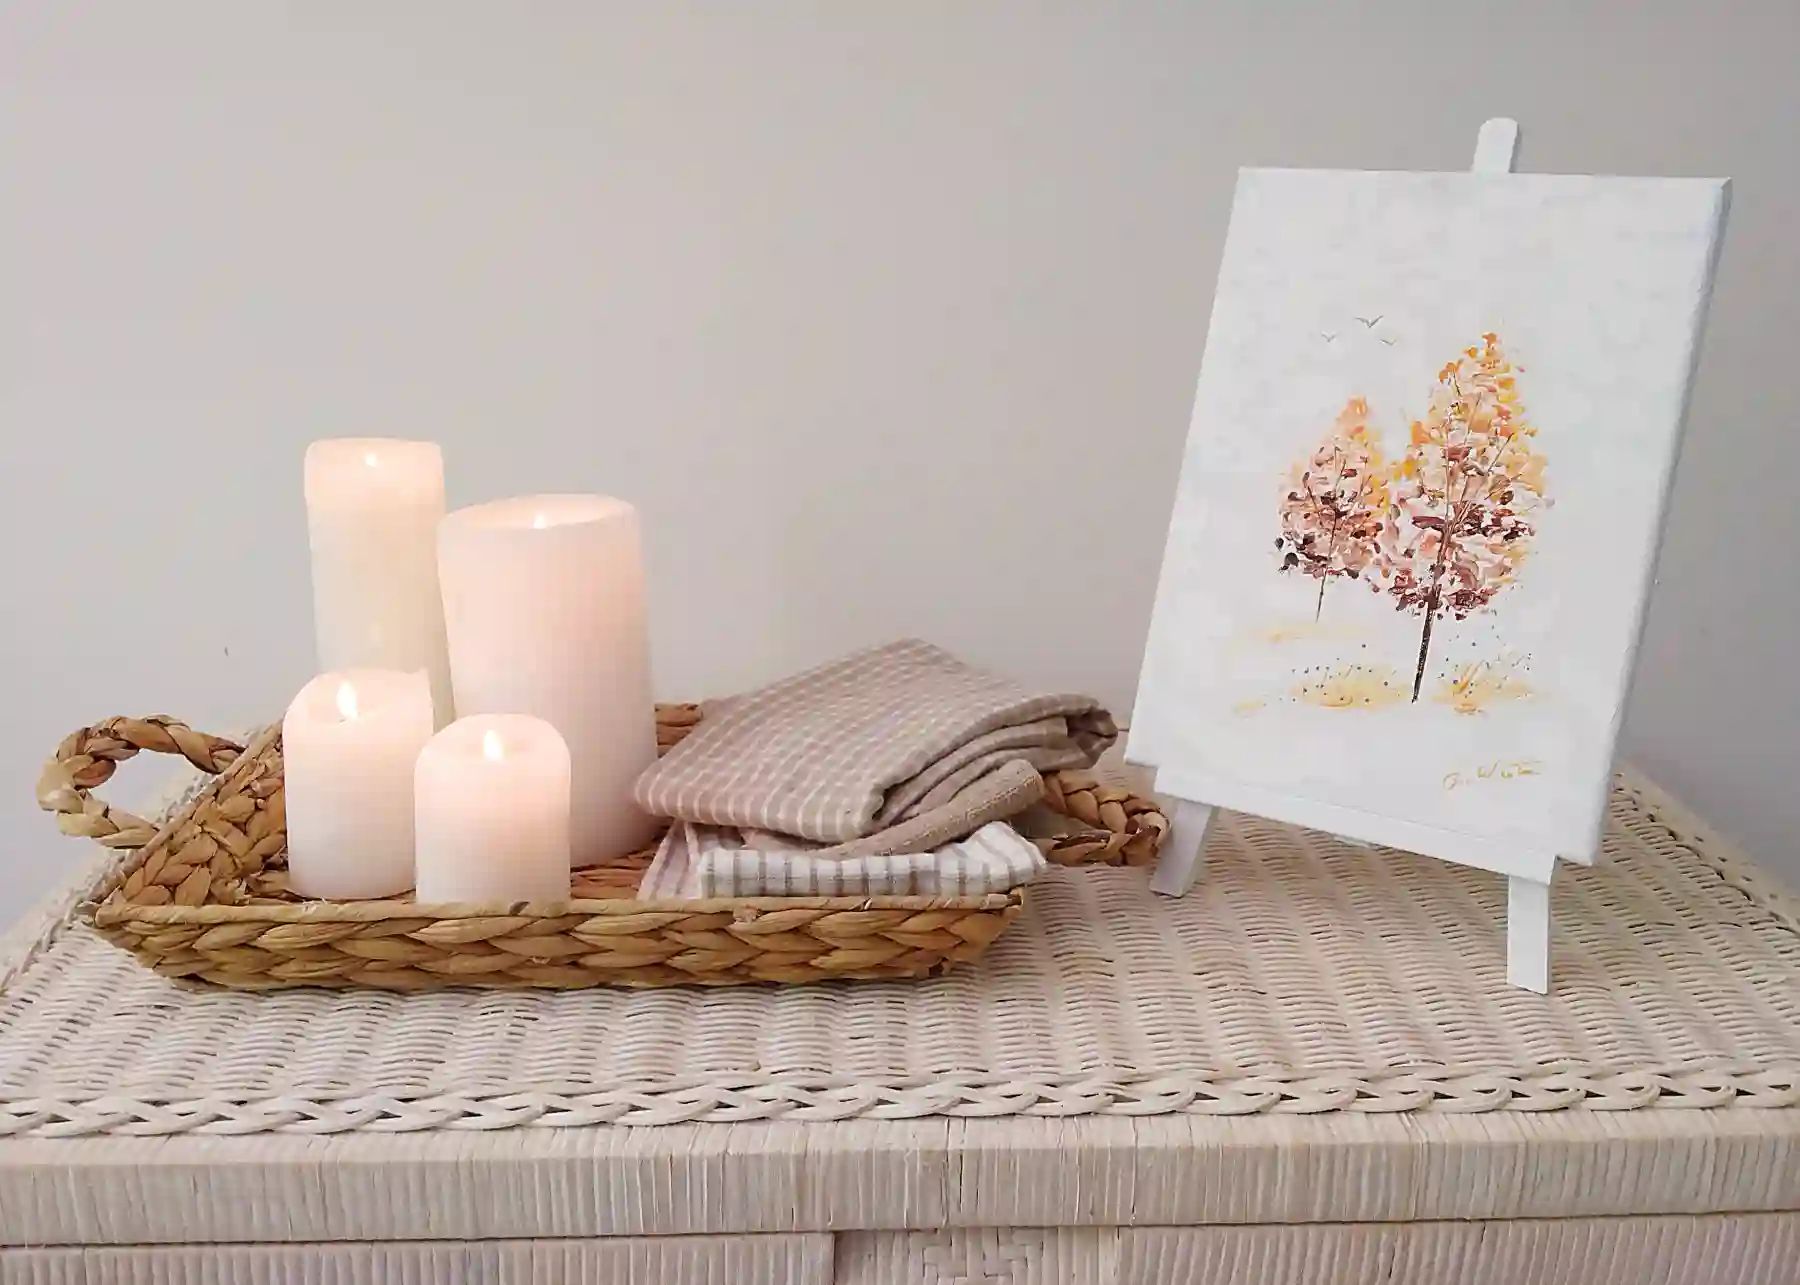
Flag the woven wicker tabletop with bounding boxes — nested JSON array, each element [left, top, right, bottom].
[[2, 768, 1795, 1140], [4, 765, 1799, 1261]]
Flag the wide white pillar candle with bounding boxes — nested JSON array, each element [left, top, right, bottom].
[[305, 439, 454, 726], [438, 495, 658, 864], [282, 668, 435, 900], [414, 714, 571, 904]]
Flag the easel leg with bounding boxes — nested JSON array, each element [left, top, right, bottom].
[[1150, 800, 1215, 897], [1506, 874, 1552, 993]]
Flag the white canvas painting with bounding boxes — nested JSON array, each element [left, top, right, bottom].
[[1130, 168, 1729, 880]]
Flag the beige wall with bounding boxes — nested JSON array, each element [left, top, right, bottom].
[[3, 1, 1795, 921]]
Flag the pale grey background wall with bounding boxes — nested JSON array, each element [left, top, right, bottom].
[[3, 1, 1795, 923]]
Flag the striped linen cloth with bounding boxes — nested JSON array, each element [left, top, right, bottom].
[[633, 639, 1117, 859], [638, 819, 1046, 900]]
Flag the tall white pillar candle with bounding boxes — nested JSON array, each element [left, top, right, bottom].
[[305, 439, 454, 726], [414, 714, 572, 904], [438, 495, 658, 864], [282, 668, 435, 899]]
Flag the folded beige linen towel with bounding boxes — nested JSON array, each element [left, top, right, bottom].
[[633, 639, 1117, 858], [638, 819, 1047, 900]]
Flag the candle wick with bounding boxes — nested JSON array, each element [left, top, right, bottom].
[[336, 681, 359, 721], [482, 729, 505, 761]]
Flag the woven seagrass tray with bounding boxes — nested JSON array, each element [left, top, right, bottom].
[[35, 706, 1168, 991]]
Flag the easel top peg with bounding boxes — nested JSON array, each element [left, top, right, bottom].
[[1473, 117, 1519, 174]]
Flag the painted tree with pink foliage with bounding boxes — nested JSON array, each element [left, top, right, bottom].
[[1276, 397, 1389, 622]]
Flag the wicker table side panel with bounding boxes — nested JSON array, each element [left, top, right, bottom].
[[834, 1217, 1800, 1285], [0, 1235, 832, 1285], [5, 1220, 1793, 1285], [6, 1114, 1796, 1247], [1114, 1215, 1800, 1285], [836, 1228, 1118, 1284]]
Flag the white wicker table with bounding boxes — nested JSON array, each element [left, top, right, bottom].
[[2, 768, 1797, 1284]]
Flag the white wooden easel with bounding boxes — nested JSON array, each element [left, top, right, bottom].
[[1145, 118, 1558, 994]]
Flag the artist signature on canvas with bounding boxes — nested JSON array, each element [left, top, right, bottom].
[[1442, 759, 1544, 791]]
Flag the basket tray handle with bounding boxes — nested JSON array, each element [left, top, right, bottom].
[[37, 717, 244, 851], [1035, 769, 1169, 867]]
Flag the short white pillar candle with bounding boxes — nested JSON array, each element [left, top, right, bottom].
[[282, 668, 435, 900], [305, 439, 454, 726], [438, 494, 658, 864], [414, 714, 572, 904]]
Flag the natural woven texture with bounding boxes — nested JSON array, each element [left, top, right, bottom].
[[1030, 773, 1168, 866], [34, 717, 243, 851], [30, 704, 1164, 992], [6, 1113, 1797, 1245], [85, 716, 1022, 987], [1, 1235, 834, 1284], [8, 1218, 1791, 1284], [841, 1218, 1800, 1285], [1112, 1217, 1800, 1285], [2, 770, 1796, 1137]]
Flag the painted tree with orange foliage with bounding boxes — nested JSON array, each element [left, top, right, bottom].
[[1276, 397, 1389, 621], [1374, 334, 1549, 701]]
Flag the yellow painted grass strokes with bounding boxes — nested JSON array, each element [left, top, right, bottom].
[[1434, 657, 1534, 716], [1255, 619, 1370, 646], [1291, 664, 1407, 710]]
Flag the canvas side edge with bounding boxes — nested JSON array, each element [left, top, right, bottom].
[[1572, 180, 1734, 863]]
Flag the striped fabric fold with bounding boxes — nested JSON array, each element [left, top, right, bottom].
[[632, 639, 1117, 857], [638, 820, 1047, 900]]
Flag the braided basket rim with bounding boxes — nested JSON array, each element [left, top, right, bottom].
[[86, 724, 1025, 929]]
